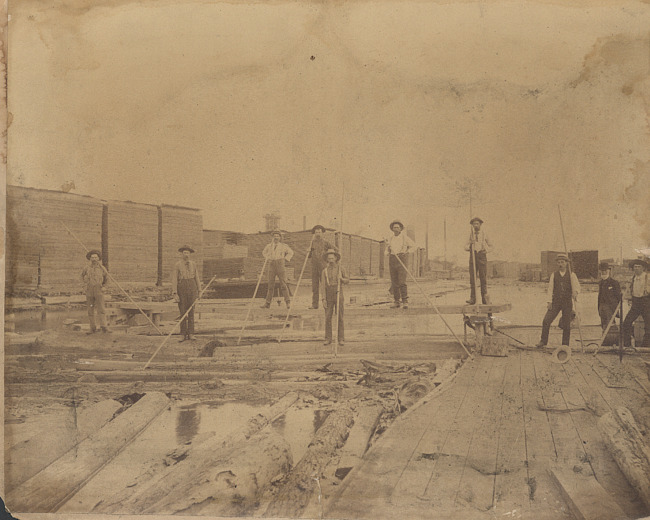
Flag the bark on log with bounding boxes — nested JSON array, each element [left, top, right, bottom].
[[6, 392, 170, 513], [597, 407, 650, 509], [94, 391, 299, 514], [6, 398, 122, 492], [264, 407, 355, 518]]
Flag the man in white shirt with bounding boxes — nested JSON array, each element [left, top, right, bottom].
[[465, 217, 492, 305], [261, 231, 294, 309], [385, 220, 416, 309], [536, 254, 580, 347], [622, 259, 650, 348]]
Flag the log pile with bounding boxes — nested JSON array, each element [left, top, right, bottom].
[[159, 204, 203, 285], [105, 200, 158, 283]]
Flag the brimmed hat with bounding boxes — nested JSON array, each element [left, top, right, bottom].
[[323, 248, 341, 262], [470, 217, 484, 225], [556, 253, 569, 261], [389, 221, 404, 231], [311, 224, 326, 234], [599, 262, 611, 271], [271, 230, 282, 238], [629, 259, 648, 269], [178, 245, 195, 253], [86, 249, 101, 260]]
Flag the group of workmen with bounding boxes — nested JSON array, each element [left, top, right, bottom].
[[81, 217, 650, 349]]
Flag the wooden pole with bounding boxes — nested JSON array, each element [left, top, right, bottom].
[[592, 302, 620, 356], [143, 275, 218, 369], [60, 221, 164, 335], [557, 205, 585, 351], [335, 184, 344, 357], [393, 254, 473, 358], [237, 256, 269, 345], [277, 236, 314, 343]]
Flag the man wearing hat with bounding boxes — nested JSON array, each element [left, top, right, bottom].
[[308, 225, 336, 310], [385, 221, 416, 309], [465, 217, 492, 305], [261, 231, 294, 309], [81, 250, 110, 334], [622, 259, 650, 348], [171, 245, 201, 341], [597, 262, 621, 333], [321, 248, 349, 346], [536, 253, 580, 347]]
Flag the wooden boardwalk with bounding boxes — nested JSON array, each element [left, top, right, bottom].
[[327, 350, 648, 520]]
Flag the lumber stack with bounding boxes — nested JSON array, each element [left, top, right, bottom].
[[105, 200, 158, 283], [350, 236, 362, 277], [370, 241, 381, 276], [360, 238, 372, 276], [160, 204, 203, 285], [6, 186, 42, 292]]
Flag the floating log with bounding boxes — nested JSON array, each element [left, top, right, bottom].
[[263, 407, 355, 518], [6, 392, 170, 513], [597, 407, 650, 510]]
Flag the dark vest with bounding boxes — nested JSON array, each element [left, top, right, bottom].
[[552, 271, 572, 304]]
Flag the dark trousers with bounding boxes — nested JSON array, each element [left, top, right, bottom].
[[389, 254, 408, 303], [324, 285, 344, 342], [623, 296, 650, 347], [265, 260, 291, 304], [469, 250, 488, 303], [311, 261, 325, 308], [598, 303, 618, 331], [540, 300, 572, 346], [178, 279, 198, 336], [86, 286, 107, 330]]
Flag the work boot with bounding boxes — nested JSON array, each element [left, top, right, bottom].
[[402, 301, 409, 310], [180, 335, 189, 342], [466, 299, 476, 305], [86, 329, 97, 335], [535, 341, 546, 348], [101, 327, 111, 334], [260, 303, 271, 309], [324, 340, 332, 346], [308, 305, 318, 310], [390, 302, 401, 309], [188, 334, 195, 341], [338, 340, 345, 346]]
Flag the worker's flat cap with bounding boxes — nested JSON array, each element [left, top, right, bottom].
[[556, 253, 569, 261]]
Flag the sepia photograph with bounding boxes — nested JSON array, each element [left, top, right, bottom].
[[3, 0, 650, 519]]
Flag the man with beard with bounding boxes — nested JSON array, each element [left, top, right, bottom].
[[308, 225, 336, 309], [171, 245, 202, 341]]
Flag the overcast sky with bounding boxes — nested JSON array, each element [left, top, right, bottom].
[[8, 0, 650, 263]]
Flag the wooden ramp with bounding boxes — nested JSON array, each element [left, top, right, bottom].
[[326, 350, 647, 520]]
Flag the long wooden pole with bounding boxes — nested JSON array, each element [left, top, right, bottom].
[[277, 236, 314, 343], [335, 185, 344, 357], [143, 274, 218, 369], [393, 253, 473, 359], [593, 302, 621, 356], [60, 221, 164, 335], [558, 205, 585, 351], [237, 256, 269, 345]]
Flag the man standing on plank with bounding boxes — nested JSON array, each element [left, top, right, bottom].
[[622, 259, 650, 348], [321, 248, 348, 346], [81, 249, 110, 334], [171, 245, 201, 341], [465, 217, 492, 305], [308, 225, 336, 310], [536, 253, 580, 347], [261, 231, 294, 309], [385, 220, 416, 309], [597, 262, 621, 332]]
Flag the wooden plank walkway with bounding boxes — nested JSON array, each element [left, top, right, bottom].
[[326, 350, 647, 520]]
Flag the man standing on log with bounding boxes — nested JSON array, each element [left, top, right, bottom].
[[308, 225, 336, 310], [622, 259, 650, 348], [465, 217, 492, 305], [536, 253, 580, 348], [81, 250, 110, 334], [385, 220, 415, 309], [261, 231, 294, 309], [321, 249, 348, 346], [171, 245, 201, 341], [597, 262, 621, 332]]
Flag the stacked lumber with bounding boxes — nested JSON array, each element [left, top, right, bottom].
[[360, 238, 372, 276], [203, 229, 246, 260], [349, 236, 362, 277], [6, 186, 42, 292], [105, 200, 158, 283], [203, 258, 245, 281], [283, 230, 312, 278], [339, 234, 352, 276], [370, 241, 381, 276], [160, 204, 203, 285], [7, 186, 104, 293]]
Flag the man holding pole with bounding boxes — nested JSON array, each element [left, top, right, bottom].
[[261, 231, 294, 309], [171, 245, 201, 341], [536, 254, 580, 348], [321, 249, 348, 346], [308, 225, 336, 310], [622, 259, 650, 348], [465, 217, 492, 305], [386, 220, 416, 309], [597, 262, 621, 334], [81, 250, 110, 334]]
